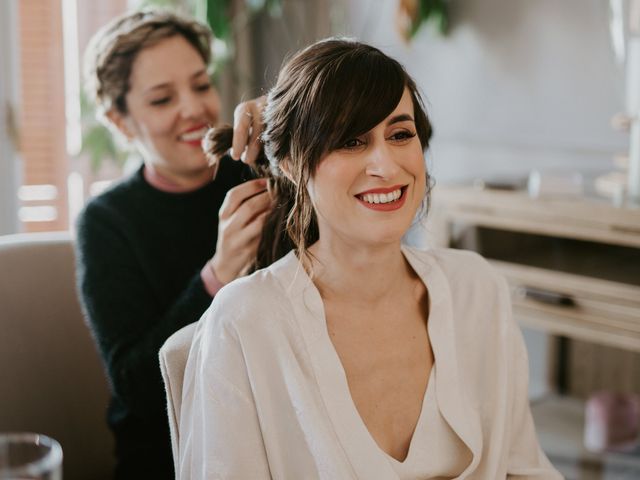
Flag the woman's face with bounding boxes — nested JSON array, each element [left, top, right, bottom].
[[112, 34, 220, 185], [307, 88, 426, 249]]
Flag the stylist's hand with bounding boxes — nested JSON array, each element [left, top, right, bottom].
[[230, 96, 266, 165], [209, 178, 271, 284]]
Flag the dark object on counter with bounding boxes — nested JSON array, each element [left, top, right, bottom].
[[473, 176, 528, 191]]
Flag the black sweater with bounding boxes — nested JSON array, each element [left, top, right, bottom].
[[75, 157, 251, 479]]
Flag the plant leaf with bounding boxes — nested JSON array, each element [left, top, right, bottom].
[[207, 0, 232, 40], [410, 0, 449, 38]]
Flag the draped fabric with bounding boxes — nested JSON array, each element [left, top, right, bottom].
[[179, 246, 563, 479]]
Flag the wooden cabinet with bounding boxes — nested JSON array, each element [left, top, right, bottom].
[[427, 184, 640, 478], [427, 185, 640, 353]]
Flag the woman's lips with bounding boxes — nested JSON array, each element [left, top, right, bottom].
[[355, 185, 408, 211], [178, 125, 209, 147]]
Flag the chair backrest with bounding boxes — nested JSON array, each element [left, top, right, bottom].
[[0, 232, 114, 480], [159, 321, 198, 469]]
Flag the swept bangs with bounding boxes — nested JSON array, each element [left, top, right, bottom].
[[310, 48, 406, 155]]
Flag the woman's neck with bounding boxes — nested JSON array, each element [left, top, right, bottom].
[[308, 240, 412, 305]]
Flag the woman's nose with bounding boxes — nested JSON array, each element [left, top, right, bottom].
[[180, 92, 206, 119], [365, 144, 400, 178]]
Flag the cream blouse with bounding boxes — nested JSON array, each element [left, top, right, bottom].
[[386, 368, 471, 479], [178, 247, 563, 479]]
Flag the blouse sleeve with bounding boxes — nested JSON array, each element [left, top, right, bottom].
[[503, 279, 564, 479], [178, 300, 271, 480]]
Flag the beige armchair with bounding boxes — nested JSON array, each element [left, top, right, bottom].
[[159, 321, 198, 474], [0, 232, 114, 480]]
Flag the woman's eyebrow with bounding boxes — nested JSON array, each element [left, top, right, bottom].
[[144, 82, 172, 93], [387, 114, 415, 125], [191, 68, 208, 79], [144, 69, 208, 93]]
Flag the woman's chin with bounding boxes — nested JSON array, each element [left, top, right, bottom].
[[349, 229, 407, 250]]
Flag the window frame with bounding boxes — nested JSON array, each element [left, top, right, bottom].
[[0, 0, 21, 235]]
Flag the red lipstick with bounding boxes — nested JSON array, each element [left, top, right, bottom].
[[355, 185, 407, 212], [179, 124, 208, 148], [180, 123, 208, 134]]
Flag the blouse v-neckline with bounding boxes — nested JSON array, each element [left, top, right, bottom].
[[279, 246, 483, 479], [384, 366, 437, 466]]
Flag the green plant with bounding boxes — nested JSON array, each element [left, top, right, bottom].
[[198, 0, 283, 42], [397, 0, 449, 40], [416, 0, 449, 36], [80, 91, 128, 173]]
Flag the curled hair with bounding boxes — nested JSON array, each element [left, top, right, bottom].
[[84, 8, 213, 119], [203, 125, 294, 271]]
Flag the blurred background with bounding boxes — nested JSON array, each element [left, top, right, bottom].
[[0, 0, 632, 234], [1, 1, 639, 479]]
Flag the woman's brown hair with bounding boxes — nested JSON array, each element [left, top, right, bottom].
[[207, 38, 433, 269]]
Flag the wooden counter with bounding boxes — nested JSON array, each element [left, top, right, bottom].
[[428, 185, 640, 352]]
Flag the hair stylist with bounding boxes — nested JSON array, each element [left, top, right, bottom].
[[76, 9, 270, 479]]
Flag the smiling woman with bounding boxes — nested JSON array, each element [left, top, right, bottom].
[[105, 34, 221, 187], [307, 90, 426, 247], [75, 8, 271, 479], [178, 38, 564, 479]]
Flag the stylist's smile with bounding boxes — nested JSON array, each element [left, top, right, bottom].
[[178, 124, 209, 146]]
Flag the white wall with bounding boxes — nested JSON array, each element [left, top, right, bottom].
[[343, 0, 629, 183], [0, 0, 20, 235]]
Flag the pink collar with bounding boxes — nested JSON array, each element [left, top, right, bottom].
[[143, 164, 210, 193]]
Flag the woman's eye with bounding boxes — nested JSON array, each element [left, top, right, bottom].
[[389, 130, 417, 142], [341, 138, 364, 149], [195, 83, 211, 92], [150, 97, 171, 106]]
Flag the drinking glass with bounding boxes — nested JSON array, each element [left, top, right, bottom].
[[0, 433, 62, 480]]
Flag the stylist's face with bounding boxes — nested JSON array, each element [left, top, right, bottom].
[[116, 35, 220, 185]]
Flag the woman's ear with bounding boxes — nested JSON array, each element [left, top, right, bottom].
[[105, 109, 135, 140]]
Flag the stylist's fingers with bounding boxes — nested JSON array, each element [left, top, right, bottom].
[[233, 191, 271, 228], [231, 102, 251, 160], [248, 210, 269, 238], [242, 99, 265, 165], [232, 210, 269, 253], [211, 208, 268, 284], [219, 178, 268, 220], [242, 125, 262, 166], [235, 218, 268, 278], [231, 96, 266, 163]]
